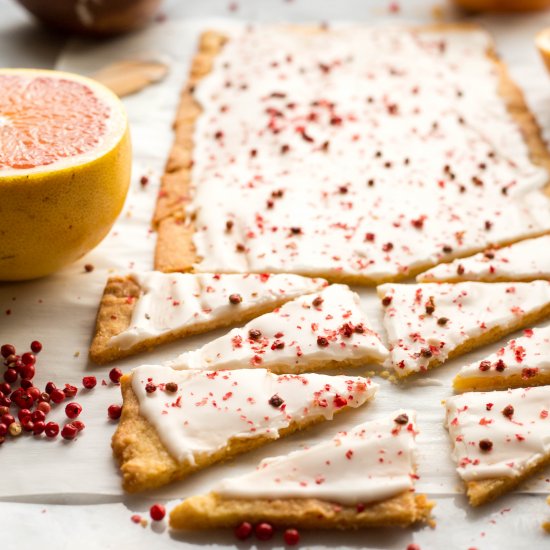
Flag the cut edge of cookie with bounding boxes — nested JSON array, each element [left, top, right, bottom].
[[169, 491, 434, 530]]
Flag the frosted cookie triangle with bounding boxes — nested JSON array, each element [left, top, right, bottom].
[[166, 284, 389, 373], [170, 410, 434, 530], [112, 365, 377, 492], [378, 281, 550, 377], [417, 235, 550, 283], [445, 386, 550, 506], [90, 272, 327, 363], [453, 326, 550, 392]]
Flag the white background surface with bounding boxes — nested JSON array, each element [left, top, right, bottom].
[[2, 0, 550, 548]]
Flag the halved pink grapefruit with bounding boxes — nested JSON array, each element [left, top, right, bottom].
[[0, 69, 131, 280]]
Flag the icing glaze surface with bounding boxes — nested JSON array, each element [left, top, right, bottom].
[[445, 386, 550, 480], [455, 325, 550, 382], [166, 284, 388, 371], [131, 365, 377, 463], [186, 26, 550, 280], [214, 410, 417, 505], [108, 272, 326, 349], [378, 281, 550, 375], [418, 235, 550, 282]]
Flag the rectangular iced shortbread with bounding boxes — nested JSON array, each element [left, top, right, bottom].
[[153, 24, 550, 284]]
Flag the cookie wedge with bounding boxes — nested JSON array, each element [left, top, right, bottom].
[[378, 281, 550, 377], [112, 366, 377, 492], [170, 411, 433, 530], [445, 386, 550, 506], [453, 325, 550, 392], [90, 272, 326, 363], [166, 284, 389, 373]]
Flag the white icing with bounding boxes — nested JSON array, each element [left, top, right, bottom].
[[185, 26, 550, 280], [445, 386, 550, 481], [166, 284, 389, 372], [108, 272, 326, 350], [379, 281, 550, 376], [417, 235, 550, 282], [214, 410, 417, 505], [131, 365, 378, 464], [455, 325, 550, 383]]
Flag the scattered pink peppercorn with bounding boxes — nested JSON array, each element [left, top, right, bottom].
[[50, 388, 66, 404], [17, 409, 31, 423], [109, 368, 123, 384], [0, 383, 10, 395], [149, 504, 166, 521], [72, 420, 85, 432], [32, 410, 46, 423], [19, 364, 35, 380], [30, 341, 42, 353], [61, 423, 78, 440], [65, 402, 82, 419], [4, 369, 17, 383], [1, 414, 14, 426], [33, 421, 45, 435], [36, 401, 51, 415], [21, 352, 35, 366], [234, 521, 253, 540], [82, 376, 97, 389], [255, 522, 274, 541], [27, 387, 41, 401], [0, 424, 7, 437], [145, 383, 157, 394], [63, 384, 78, 398], [45, 422, 59, 438], [283, 528, 300, 546], [1, 344, 15, 358], [45, 381, 56, 394], [108, 404, 122, 420]]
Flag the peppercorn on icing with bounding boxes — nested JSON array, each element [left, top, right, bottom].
[[131, 365, 377, 464], [165, 284, 389, 373], [445, 387, 550, 483], [105, 272, 326, 350], [453, 325, 550, 391], [417, 235, 550, 283], [174, 26, 550, 282], [212, 410, 418, 505], [378, 281, 550, 376]]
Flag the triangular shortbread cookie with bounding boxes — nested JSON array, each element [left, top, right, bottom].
[[90, 272, 327, 363], [417, 235, 550, 283], [170, 410, 433, 530], [166, 284, 389, 373], [378, 282, 550, 377], [445, 386, 550, 506], [112, 365, 377, 492], [453, 326, 550, 392]]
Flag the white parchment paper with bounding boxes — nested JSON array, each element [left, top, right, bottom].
[[2, 1, 550, 548]]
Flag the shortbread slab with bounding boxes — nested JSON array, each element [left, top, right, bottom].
[[112, 365, 377, 492], [166, 284, 389, 373], [378, 281, 550, 377], [417, 235, 550, 283], [90, 272, 326, 363], [454, 325, 550, 392], [445, 386, 550, 506], [170, 411, 434, 530], [154, 25, 550, 284]]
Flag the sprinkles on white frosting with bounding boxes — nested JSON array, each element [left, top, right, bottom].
[[378, 281, 550, 376], [131, 365, 377, 463], [417, 235, 550, 282], [454, 325, 550, 385], [165, 284, 389, 372], [108, 272, 326, 350], [213, 410, 418, 505], [186, 26, 550, 281], [445, 386, 550, 481]]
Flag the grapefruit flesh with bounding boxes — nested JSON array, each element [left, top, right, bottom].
[[0, 69, 131, 280]]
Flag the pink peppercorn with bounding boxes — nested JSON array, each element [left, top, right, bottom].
[[149, 504, 166, 521], [65, 402, 82, 419], [30, 341, 42, 353], [234, 522, 253, 540], [82, 376, 97, 389], [61, 423, 78, 440], [44, 422, 59, 438], [108, 404, 122, 420], [109, 368, 123, 384]]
